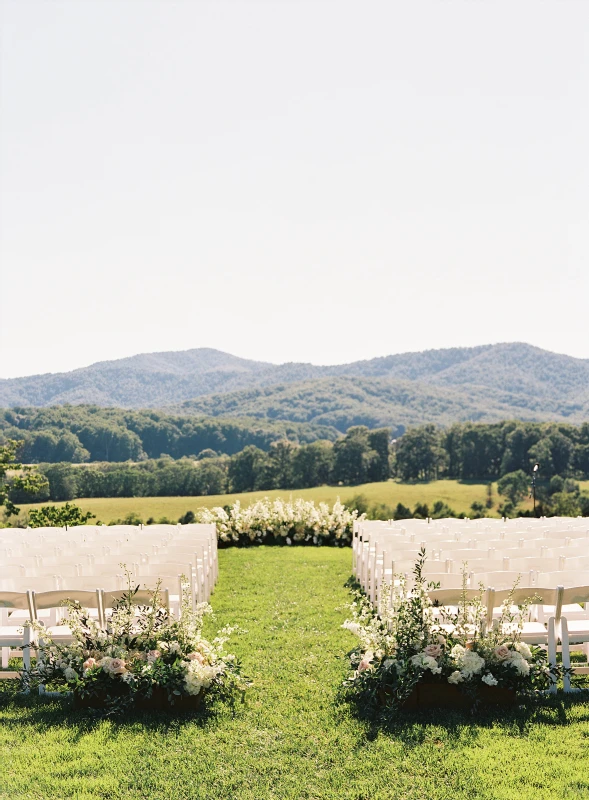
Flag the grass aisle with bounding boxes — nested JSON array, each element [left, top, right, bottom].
[[2, 548, 589, 799]]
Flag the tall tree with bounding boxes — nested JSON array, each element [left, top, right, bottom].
[[0, 439, 48, 517]]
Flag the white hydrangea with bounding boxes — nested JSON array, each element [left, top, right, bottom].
[[515, 641, 532, 660], [482, 673, 498, 686], [63, 667, 77, 683], [448, 670, 463, 684], [410, 653, 442, 675], [460, 650, 485, 677], [509, 651, 530, 676], [183, 659, 222, 696], [197, 497, 359, 546], [450, 644, 466, 661]]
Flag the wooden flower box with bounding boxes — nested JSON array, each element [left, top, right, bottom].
[[73, 687, 203, 711], [381, 682, 517, 710]]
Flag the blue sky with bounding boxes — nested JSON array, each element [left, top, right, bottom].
[[1, 0, 587, 378]]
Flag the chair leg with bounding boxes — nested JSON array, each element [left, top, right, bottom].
[[548, 618, 558, 694], [1, 647, 8, 669], [561, 619, 572, 693], [22, 626, 31, 671]]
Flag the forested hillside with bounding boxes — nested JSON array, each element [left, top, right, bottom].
[[0, 406, 338, 463], [2, 343, 588, 416], [174, 375, 588, 432]]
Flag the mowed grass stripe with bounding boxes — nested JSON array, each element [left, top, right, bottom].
[[1, 548, 589, 799]]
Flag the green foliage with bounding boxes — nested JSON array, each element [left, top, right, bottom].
[[28, 502, 96, 528], [0, 405, 339, 464], [0, 439, 48, 517], [470, 501, 486, 519], [497, 470, 530, 506], [394, 424, 446, 480]]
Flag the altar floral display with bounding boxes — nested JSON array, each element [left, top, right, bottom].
[[342, 551, 561, 711], [22, 578, 248, 712], [197, 498, 359, 547]]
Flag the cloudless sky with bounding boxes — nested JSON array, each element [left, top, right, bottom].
[[1, 0, 588, 378]]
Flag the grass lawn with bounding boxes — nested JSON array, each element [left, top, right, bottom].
[[2, 547, 589, 799], [19, 479, 508, 524]]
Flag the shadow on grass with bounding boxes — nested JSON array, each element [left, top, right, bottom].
[[336, 690, 589, 747], [0, 681, 238, 740]]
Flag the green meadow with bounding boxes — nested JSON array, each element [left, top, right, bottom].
[[2, 547, 589, 800], [19, 479, 502, 524]]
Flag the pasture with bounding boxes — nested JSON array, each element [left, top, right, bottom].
[[2, 547, 589, 799], [19, 479, 508, 524]]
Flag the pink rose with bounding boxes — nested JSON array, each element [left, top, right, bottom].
[[83, 658, 97, 670], [357, 651, 374, 673], [147, 650, 161, 663], [187, 652, 205, 664], [424, 644, 442, 659], [494, 645, 511, 661], [109, 658, 127, 675]]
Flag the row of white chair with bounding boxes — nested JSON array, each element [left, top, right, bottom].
[[0, 587, 175, 673], [0, 524, 219, 602], [408, 583, 589, 692], [352, 521, 589, 608]]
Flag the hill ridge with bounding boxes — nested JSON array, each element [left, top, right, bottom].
[[1, 343, 588, 428]]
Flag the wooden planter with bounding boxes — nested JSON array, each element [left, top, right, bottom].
[[381, 682, 517, 710], [73, 686, 203, 711]]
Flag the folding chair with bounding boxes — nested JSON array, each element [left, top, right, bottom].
[[0, 591, 34, 673]]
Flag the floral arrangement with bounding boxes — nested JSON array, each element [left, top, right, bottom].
[[197, 498, 359, 547], [23, 577, 249, 712], [342, 550, 562, 711]]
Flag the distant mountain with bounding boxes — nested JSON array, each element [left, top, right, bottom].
[[0, 349, 271, 407], [1, 344, 588, 429], [173, 375, 589, 433]]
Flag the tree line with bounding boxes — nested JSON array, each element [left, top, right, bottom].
[[0, 405, 337, 463], [7, 420, 589, 507], [394, 421, 589, 481], [9, 427, 390, 502]]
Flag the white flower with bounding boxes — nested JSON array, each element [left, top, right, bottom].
[[448, 670, 463, 684], [450, 644, 466, 661], [482, 673, 498, 686], [515, 642, 532, 660], [184, 659, 222, 695], [64, 667, 77, 682], [342, 621, 361, 636], [460, 650, 485, 677], [168, 641, 181, 655], [411, 653, 442, 675], [509, 651, 530, 676]]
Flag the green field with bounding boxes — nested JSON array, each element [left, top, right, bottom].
[[2, 547, 589, 799], [18, 479, 500, 524], [17, 478, 589, 525]]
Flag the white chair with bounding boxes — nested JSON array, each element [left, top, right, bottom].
[[486, 586, 561, 692], [428, 587, 487, 635], [553, 586, 589, 691], [0, 591, 33, 672], [101, 587, 172, 622], [31, 589, 103, 644]]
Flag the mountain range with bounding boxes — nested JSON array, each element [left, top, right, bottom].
[[1, 343, 588, 431]]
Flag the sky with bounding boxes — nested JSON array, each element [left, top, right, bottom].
[[0, 0, 588, 379]]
